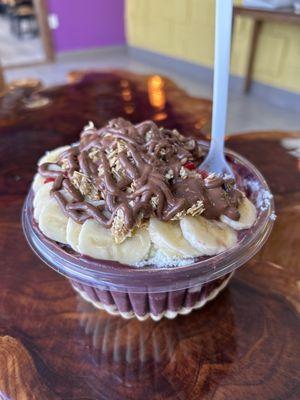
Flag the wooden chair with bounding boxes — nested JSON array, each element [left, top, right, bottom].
[[233, 5, 300, 93]]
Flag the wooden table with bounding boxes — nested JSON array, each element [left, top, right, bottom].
[[233, 6, 300, 92], [0, 71, 299, 400]]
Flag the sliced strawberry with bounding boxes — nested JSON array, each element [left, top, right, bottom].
[[184, 161, 196, 170], [198, 169, 209, 179], [44, 177, 55, 184]]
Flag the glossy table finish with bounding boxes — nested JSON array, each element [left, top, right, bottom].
[[0, 71, 299, 400]]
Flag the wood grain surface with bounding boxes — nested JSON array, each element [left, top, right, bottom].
[[0, 70, 299, 400]]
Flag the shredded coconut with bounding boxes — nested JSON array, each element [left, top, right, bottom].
[[256, 189, 273, 211], [247, 180, 273, 211], [135, 249, 196, 268]]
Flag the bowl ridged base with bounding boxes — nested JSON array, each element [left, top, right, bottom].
[[71, 273, 233, 321]]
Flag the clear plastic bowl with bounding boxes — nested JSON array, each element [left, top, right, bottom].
[[22, 144, 275, 321]]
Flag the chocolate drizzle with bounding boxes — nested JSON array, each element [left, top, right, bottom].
[[38, 118, 242, 241]]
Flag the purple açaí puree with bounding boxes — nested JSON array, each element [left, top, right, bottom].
[[70, 274, 232, 320], [30, 211, 233, 320]]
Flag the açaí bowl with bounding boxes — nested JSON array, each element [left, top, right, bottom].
[[22, 143, 274, 321]]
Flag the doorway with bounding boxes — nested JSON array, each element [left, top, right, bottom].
[[0, 0, 54, 89]]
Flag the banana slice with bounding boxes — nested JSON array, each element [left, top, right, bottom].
[[32, 173, 45, 193], [220, 197, 257, 230], [33, 182, 53, 221], [38, 145, 70, 165], [39, 198, 68, 244], [180, 215, 237, 256], [149, 218, 200, 258], [78, 219, 151, 264], [78, 219, 116, 261], [115, 229, 151, 265], [66, 218, 82, 251]]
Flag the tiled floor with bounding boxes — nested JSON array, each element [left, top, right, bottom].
[[3, 48, 300, 135], [0, 15, 44, 66]]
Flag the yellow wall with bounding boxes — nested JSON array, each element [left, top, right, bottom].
[[126, 0, 300, 94]]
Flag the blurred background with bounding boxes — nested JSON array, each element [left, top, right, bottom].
[[0, 0, 299, 133]]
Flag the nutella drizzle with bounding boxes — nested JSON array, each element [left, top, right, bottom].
[[38, 118, 242, 240]]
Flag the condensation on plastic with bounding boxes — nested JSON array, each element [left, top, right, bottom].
[[22, 145, 274, 294]]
